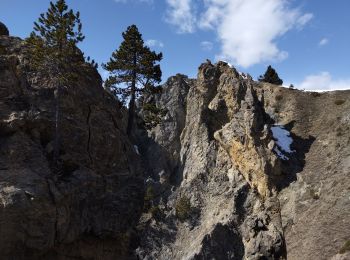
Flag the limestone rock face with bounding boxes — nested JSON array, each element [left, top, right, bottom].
[[136, 61, 350, 260], [0, 21, 9, 36], [0, 36, 144, 259], [136, 62, 286, 259]]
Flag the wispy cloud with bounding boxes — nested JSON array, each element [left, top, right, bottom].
[[165, 0, 313, 68], [200, 41, 213, 51], [145, 39, 164, 48], [296, 13, 314, 29], [165, 0, 196, 33], [319, 38, 329, 46], [298, 72, 350, 91]]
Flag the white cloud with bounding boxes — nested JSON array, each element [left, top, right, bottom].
[[319, 38, 329, 46], [296, 13, 314, 29], [297, 72, 350, 91], [165, 0, 196, 33], [165, 0, 313, 68], [199, 0, 313, 68], [200, 41, 213, 51], [145, 39, 164, 48]]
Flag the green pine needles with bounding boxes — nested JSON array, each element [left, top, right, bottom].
[[258, 65, 283, 85], [103, 25, 163, 135], [26, 0, 86, 75], [25, 0, 89, 171]]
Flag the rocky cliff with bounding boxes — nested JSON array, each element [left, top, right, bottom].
[[135, 62, 350, 260], [0, 34, 144, 259], [1, 29, 350, 260]]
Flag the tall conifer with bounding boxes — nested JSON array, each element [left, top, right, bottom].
[[104, 25, 162, 136], [27, 0, 85, 170]]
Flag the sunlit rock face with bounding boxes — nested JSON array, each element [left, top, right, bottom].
[[136, 61, 350, 260]]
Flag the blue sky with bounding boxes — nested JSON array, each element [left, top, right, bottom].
[[1, 0, 349, 90]]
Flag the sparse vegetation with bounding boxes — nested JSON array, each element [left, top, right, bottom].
[[144, 185, 155, 210], [175, 195, 191, 221], [275, 95, 283, 101], [336, 127, 342, 137], [339, 240, 350, 254], [335, 99, 346, 106], [309, 187, 320, 200], [149, 205, 162, 220], [0, 45, 6, 55], [143, 103, 167, 129]]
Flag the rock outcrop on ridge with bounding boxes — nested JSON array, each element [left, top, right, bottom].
[[0, 34, 144, 259], [135, 61, 350, 260]]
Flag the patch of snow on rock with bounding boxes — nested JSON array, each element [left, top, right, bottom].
[[134, 145, 140, 155], [271, 125, 295, 160], [221, 60, 233, 68]]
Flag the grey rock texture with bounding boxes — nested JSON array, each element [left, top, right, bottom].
[[0, 36, 144, 259], [1, 31, 349, 260], [0, 21, 9, 36], [136, 62, 287, 259], [136, 61, 350, 259]]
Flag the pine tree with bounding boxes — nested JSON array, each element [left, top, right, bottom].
[[27, 0, 85, 72], [26, 0, 85, 170], [258, 65, 283, 85], [103, 25, 162, 136]]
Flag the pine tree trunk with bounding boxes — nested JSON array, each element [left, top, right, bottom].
[[127, 80, 136, 136], [53, 83, 61, 170], [126, 53, 137, 136]]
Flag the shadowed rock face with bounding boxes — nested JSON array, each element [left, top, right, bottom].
[[0, 21, 9, 36], [0, 35, 144, 259]]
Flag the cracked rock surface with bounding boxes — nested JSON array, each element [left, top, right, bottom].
[[136, 61, 350, 260], [0, 35, 143, 259], [1, 30, 350, 260]]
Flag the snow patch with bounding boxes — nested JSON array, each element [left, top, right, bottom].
[[273, 147, 289, 160], [271, 125, 295, 160], [239, 71, 248, 79], [134, 145, 140, 155], [220, 60, 233, 68]]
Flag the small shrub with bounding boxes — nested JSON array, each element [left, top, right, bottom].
[[143, 103, 167, 129], [149, 205, 162, 220], [339, 240, 350, 254], [335, 99, 345, 106], [175, 196, 191, 221], [309, 188, 320, 200], [289, 84, 294, 89], [144, 185, 154, 210], [336, 127, 342, 137], [0, 45, 6, 55], [275, 95, 283, 101]]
